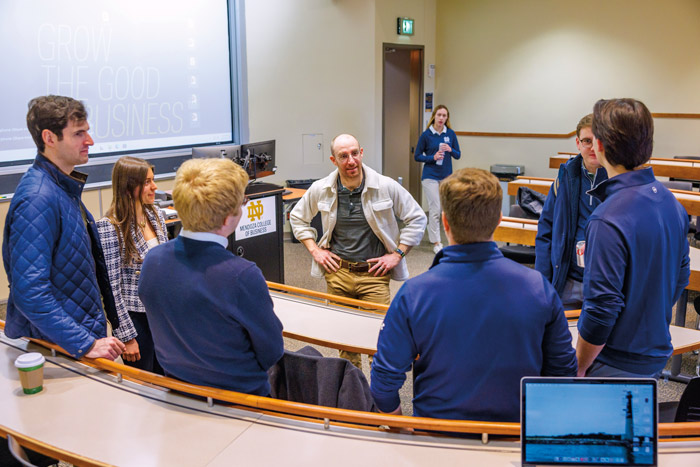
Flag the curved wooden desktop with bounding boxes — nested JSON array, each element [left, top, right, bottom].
[[2, 285, 700, 466], [507, 176, 700, 216], [550, 155, 700, 180], [494, 217, 700, 296]]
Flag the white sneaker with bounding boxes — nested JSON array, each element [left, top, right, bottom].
[[433, 243, 443, 254]]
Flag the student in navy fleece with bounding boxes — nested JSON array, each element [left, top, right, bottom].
[[139, 158, 284, 396], [371, 168, 577, 422], [577, 98, 690, 378], [414, 104, 461, 254]]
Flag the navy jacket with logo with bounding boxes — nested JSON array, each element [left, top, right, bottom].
[[578, 168, 690, 375]]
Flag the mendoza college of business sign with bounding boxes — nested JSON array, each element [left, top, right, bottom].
[[235, 195, 277, 241]]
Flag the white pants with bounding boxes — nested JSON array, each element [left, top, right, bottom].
[[422, 178, 441, 244]]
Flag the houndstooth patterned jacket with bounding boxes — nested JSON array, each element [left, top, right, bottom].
[[96, 207, 169, 342]]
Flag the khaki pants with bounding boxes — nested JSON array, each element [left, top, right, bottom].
[[325, 268, 391, 369], [422, 178, 442, 244]]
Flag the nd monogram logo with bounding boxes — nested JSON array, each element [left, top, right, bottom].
[[247, 200, 263, 221]]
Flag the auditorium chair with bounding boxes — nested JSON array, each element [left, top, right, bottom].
[[498, 204, 537, 265], [670, 156, 700, 190], [659, 377, 700, 423], [660, 180, 697, 239]]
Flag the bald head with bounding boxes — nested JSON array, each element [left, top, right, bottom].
[[329, 133, 363, 187], [330, 134, 359, 157]]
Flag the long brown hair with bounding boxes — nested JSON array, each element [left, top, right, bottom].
[[426, 104, 451, 130], [106, 156, 157, 265]]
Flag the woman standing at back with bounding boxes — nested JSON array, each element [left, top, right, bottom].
[[414, 105, 461, 254], [97, 156, 169, 374]]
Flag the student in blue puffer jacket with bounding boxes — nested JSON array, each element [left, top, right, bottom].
[[3, 96, 124, 360]]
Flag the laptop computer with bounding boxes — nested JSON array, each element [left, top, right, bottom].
[[521, 377, 657, 466]]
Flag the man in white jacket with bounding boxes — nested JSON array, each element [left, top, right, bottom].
[[290, 134, 426, 368]]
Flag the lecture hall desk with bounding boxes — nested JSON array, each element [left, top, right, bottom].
[[269, 290, 700, 358], [507, 177, 700, 217], [550, 155, 700, 181], [3, 305, 700, 466]]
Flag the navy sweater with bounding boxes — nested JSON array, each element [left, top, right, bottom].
[[138, 236, 284, 395], [414, 127, 461, 181], [371, 242, 577, 422], [579, 168, 690, 375]]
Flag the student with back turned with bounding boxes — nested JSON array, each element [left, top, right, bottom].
[[576, 98, 690, 378], [371, 168, 577, 422], [139, 158, 284, 395]]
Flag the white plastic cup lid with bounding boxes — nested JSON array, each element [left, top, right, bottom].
[[14, 352, 46, 369]]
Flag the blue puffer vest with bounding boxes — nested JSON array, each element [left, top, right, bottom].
[[3, 154, 119, 357]]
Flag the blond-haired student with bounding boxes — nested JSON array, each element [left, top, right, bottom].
[[139, 158, 284, 395]]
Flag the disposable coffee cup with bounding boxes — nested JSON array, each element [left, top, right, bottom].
[[576, 240, 586, 268], [14, 352, 46, 395]]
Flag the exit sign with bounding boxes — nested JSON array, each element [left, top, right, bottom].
[[397, 17, 414, 36]]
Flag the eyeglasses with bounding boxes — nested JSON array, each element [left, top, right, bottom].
[[579, 138, 593, 148], [336, 149, 361, 163], [242, 196, 249, 206]]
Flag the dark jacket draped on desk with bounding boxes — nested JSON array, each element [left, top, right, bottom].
[[269, 346, 376, 411]]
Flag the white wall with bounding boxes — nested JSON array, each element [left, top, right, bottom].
[[436, 0, 700, 177], [244, 0, 436, 184], [374, 0, 437, 155]]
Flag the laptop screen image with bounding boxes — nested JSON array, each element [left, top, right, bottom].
[[521, 378, 657, 466]]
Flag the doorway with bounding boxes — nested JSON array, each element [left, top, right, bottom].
[[382, 44, 424, 202]]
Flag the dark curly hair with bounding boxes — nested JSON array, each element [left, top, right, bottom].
[[26, 95, 88, 153]]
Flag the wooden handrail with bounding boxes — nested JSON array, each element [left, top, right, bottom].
[[12, 331, 700, 437], [2, 311, 699, 439], [0, 323, 517, 436], [267, 281, 388, 314], [565, 309, 581, 320], [455, 130, 575, 139], [455, 113, 700, 139], [0, 425, 111, 467], [651, 157, 700, 163], [515, 175, 554, 181], [555, 154, 700, 161], [653, 113, 700, 119], [500, 216, 538, 226], [4, 319, 699, 439]]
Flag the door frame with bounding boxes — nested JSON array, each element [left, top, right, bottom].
[[381, 43, 424, 202]]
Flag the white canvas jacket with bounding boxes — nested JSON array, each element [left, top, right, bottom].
[[290, 164, 426, 281]]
